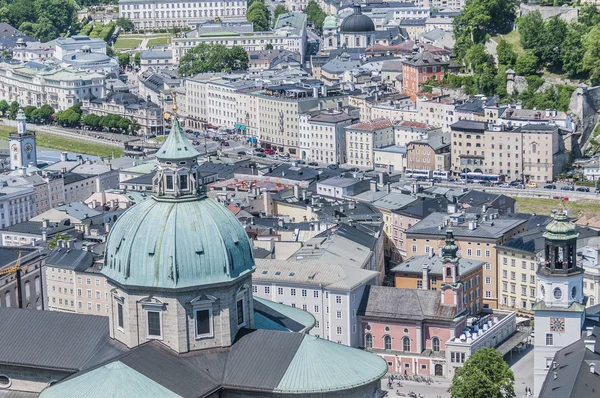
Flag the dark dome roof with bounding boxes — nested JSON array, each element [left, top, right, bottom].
[[340, 5, 375, 33]]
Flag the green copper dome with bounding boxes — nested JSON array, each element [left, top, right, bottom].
[[442, 229, 459, 260], [102, 116, 255, 289], [323, 15, 337, 30], [543, 211, 578, 241]]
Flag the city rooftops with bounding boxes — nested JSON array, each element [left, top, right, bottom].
[[45, 248, 94, 271], [374, 145, 407, 154], [140, 48, 172, 59], [391, 254, 485, 276], [500, 107, 567, 122], [346, 118, 393, 131], [309, 109, 354, 124], [402, 49, 449, 67], [254, 259, 379, 290], [318, 176, 364, 188]]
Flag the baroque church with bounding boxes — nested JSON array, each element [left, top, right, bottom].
[[0, 116, 388, 397]]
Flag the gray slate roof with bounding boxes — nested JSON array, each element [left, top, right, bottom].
[[45, 248, 94, 271], [0, 307, 127, 371], [358, 285, 457, 321], [390, 254, 485, 276]]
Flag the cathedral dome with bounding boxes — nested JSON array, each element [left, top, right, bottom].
[[340, 5, 375, 33], [543, 210, 578, 241], [102, 119, 255, 289]]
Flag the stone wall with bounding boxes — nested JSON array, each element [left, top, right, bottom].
[[221, 379, 383, 397], [569, 85, 600, 156]]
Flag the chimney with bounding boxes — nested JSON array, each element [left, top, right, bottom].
[[66, 239, 75, 248], [278, 219, 284, 228], [293, 184, 300, 199], [370, 180, 378, 192], [60, 152, 68, 162], [105, 222, 111, 234], [42, 218, 49, 229], [337, 101, 343, 111], [386, 182, 391, 194], [321, 86, 327, 96], [422, 264, 429, 290], [313, 87, 319, 98], [84, 224, 90, 235], [42, 230, 47, 242]]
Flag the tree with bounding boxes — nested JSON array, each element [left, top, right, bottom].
[[48, 232, 71, 249], [23, 105, 36, 120], [117, 117, 130, 132], [305, 0, 326, 31], [106, 45, 115, 57], [8, 101, 19, 119], [265, 43, 273, 50], [448, 347, 515, 398], [464, 44, 492, 74], [32, 16, 59, 42], [539, 16, 567, 70], [82, 113, 101, 129], [5, 0, 36, 31], [36, 104, 54, 124], [272, 4, 287, 26], [247, 0, 269, 31], [579, 4, 600, 28], [133, 52, 141, 66], [34, 0, 79, 39], [178, 43, 249, 76], [515, 51, 538, 76], [452, 0, 519, 60], [496, 39, 517, 68], [0, 100, 8, 117], [583, 26, 600, 85], [561, 23, 586, 78], [116, 17, 134, 32], [117, 52, 131, 68], [517, 11, 544, 53]]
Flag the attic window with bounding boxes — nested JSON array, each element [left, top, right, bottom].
[[261, 270, 268, 275], [289, 272, 295, 277], [275, 271, 281, 276]]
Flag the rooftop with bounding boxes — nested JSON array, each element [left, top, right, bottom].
[[346, 118, 393, 131], [391, 254, 485, 276]]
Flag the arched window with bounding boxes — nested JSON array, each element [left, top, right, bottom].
[[24, 281, 30, 300], [365, 333, 373, 348], [446, 267, 452, 277], [355, 37, 360, 47], [403, 336, 411, 352], [384, 335, 392, 350], [432, 337, 440, 352], [34, 276, 40, 295], [5, 292, 10, 308]]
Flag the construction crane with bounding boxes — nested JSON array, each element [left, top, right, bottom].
[[0, 252, 26, 308]]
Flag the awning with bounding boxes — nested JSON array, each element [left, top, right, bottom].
[[234, 123, 241, 129], [239, 124, 246, 131]]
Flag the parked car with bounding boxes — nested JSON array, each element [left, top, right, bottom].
[[500, 183, 511, 188], [295, 160, 306, 165], [526, 182, 538, 188], [544, 184, 557, 189], [561, 185, 574, 191], [256, 153, 267, 158], [222, 141, 230, 146], [327, 164, 339, 170], [308, 161, 318, 166], [237, 151, 246, 156], [510, 180, 523, 186], [348, 167, 359, 172], [576, 187, 590, 192]]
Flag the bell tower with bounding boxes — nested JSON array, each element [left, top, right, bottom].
[[440, 230, 465, 313], [533, 205, 585, 396], [9, 109, 37, 170]]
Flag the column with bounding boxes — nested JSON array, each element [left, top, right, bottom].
[[415, 321, 422, 353]]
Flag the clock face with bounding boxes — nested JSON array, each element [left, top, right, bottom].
[[24, 143, 32, 153], [11, 144, 18, 153], [550, 317, 565, 332]]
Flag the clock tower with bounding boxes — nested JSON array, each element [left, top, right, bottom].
[[533, 206, 585, 396], [9, 108, 37, 170]]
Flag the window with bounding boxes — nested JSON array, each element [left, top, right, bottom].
[[147, 311, 161, 337], [336, 326, 342, 335], [467, 249, 472, 256], [417, 280, 423, 289], [546, 333, 554, 346], [24, 281, 30, 299], [277, 287, 283, 295], [485, 263, 491, 270], [117, 302, 124, 329], [384, 335, 392, 350], [35, 276, 40, 295], [236, 299, 245, 326], [252, 285, 257, 293], [485, 290, 491, 298], [485, 277, 491, 284], [5, 292, 10, 308], [336, 311, 342, 319], [264, 286, 270, 294], [166, 175, 174, 190], [195, 309, 211, 336], [291, 288, 296, 296], [314, 305, 319, 313], [302, 289, 307, 297], [365, 333, 373, 348], [485, 250, 491, 258], [403, 336, 410, 352], [336, 295, 342, 304], [313, 291, 319, 298], [432, 337, 440, 352]]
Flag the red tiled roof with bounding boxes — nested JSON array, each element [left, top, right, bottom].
[[396, 120, 427, 129], [347, 118, 393, 131]]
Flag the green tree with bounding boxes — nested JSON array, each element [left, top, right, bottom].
[[579, 4, 600, 28], [117, 52, 130, 68], [23, 105, 36, 120], [48, 232, 71, 249], [517, 11, 543, 51], [6, 0, 36, 31], [305, 0, 326, 31], [32, 17, 59, 42], [36, 104, 54, 124], [496, 39, 517, 67], [539, 16, 567, 70], [448, 347, 515, 398], [247, 0, 269, 31], [178, 43, 249, 76], [265, 43, 273, 50], [106, 45, 115, 57], [0, 100, 8, 117], [515, 51, 538, 76], [464, 43, 492, 73], [117, 117, 130, 132], [584, 26, 600, 85], [452, 0, 519, 60], [8, 101, 19, 119], [272, 4, 287, 26], [561, 23, 587, 78], [116, 17, 134, 31], [133, 52, 141, 66], [82, 113, 101, 129], [34, 0, 79, 40]]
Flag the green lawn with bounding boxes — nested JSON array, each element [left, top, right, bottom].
[[0, 126, 124, 158], [121, 34, 173, 39], [114, 38, 142, 50], [516, 197, 600, 219], [147, 37, 171, 47], [493, 29, 524, 55]]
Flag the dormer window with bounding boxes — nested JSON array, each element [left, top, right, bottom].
[[140, 298, 164, 340], [166, 175, 174, 190], [179, 174, 188, 191], [191, 295, 217, 339]]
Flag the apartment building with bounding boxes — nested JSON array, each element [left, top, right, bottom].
[[298, 108, 355, 164], [0, 63, 105, 111], [418, 95, 457, 132], [183, 72, 221, 129], [75, 264, 111, 315], [119, 0, 247, 30], [172, 13, 306, 63], [0, 182, 35, 229], [406, 133, 451, 172], [82, 92, 163, 136], [252, 259, 379, 347], [348, 92, 411, 122], [450, 119, 488, 176], [394, 121, 441, 146], [579, 237, 600, 308], [44, 245, 94, 313], [402, 51, 452, 101], [345, 118, 395, 169], [406, 211, 528, 309], [0, 246, 45, 310]]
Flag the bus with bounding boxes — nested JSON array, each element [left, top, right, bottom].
[[460, 172, 505, 182], [405, 169, 433, 179], [433, 170, 450, 180]]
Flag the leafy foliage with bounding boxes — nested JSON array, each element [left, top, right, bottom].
[[116, 17, 134, 32], [583, 25, 600, 85], [305, 0, 326, 31], [272, 4, 287, 27], [0, 0, 80, 41], [561, 23, 587, 78], [117, 52, 130, 68], [518, 84, 575, 112], [448, 347, 515, 398], [247, 1, 269, 31], [496, 39, 517, 68], [515, 51, 538, 76], [178, 43, 248, 76]]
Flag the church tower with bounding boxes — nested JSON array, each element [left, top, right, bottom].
[[440, 230, 465, 314], [9, 109, 37, 170], [533, 207, 585, 395]]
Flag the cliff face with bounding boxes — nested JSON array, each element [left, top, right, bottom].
[[569, 85, 600, 156]]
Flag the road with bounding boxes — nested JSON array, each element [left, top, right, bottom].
[[381, 378, 450, 398], [307, 28, 323, 54]]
